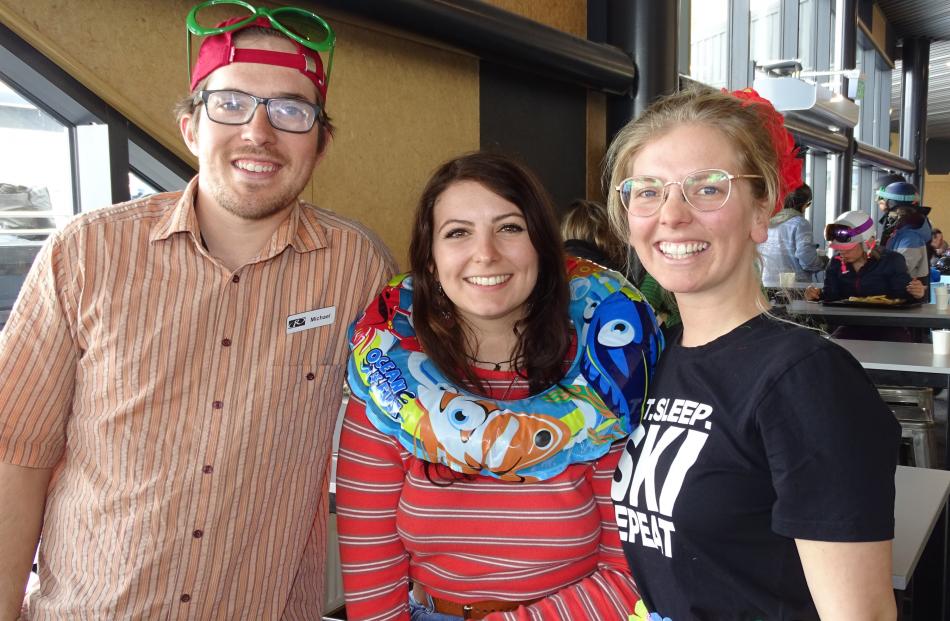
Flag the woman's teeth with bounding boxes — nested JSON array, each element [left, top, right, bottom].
[[466, 275, 511, 286], [658, 241, 709, 259]]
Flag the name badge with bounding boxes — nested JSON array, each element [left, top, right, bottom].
[[286, 306, 336, 334]]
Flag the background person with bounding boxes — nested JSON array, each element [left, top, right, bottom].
[[930, 228, 948, 266], [804, 210, 923, 342], [0, 5, 395, 619], [757, 182, 825, 285], [878, 180, 931, 283], [805, 210, 925, 305], [337, 152, 662, 620], [875, 172, 906, 216], [560, 198, 626, 271], [605, 86, 899, 620], [560, 199, 681, 336]]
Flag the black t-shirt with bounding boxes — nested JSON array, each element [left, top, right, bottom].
[[612, 314, 899, 621]]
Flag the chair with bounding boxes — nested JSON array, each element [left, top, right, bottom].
[[877, 386, 938, 468]]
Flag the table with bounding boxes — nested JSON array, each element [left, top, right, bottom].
[[785, 299, 950, 330], [833, 339, 950, 469], [893, 465, 950, 590], [835, 339, 950, 619], [764, 281, 814, 290]]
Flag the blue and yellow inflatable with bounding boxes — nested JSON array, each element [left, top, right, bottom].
[[346, 258, 663, 482]]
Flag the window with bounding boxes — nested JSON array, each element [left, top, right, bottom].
[[130, 171, 159, 200], [0, 23, 192, 326], [750, 0, 781, 66], [689, 0, 730, 88], [0, 77, 74, 242], [799, 0, 817, 70]]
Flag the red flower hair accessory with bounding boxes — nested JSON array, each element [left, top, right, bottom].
[[725, 87, 803, 215]]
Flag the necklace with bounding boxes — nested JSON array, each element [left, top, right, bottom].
[[465, 353, 517, 372]]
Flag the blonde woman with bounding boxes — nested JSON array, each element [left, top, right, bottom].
[[605, 87, 899, 620]]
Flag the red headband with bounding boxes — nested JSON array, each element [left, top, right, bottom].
[[190, 16, 328, 102], [727, 88, 803, 215]]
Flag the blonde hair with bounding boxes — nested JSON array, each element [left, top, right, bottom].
[[560, 199, 627, 269], [604, 86, 780, 244]]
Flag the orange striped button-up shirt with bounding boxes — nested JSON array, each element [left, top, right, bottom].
[[0, 179, 395, 620]]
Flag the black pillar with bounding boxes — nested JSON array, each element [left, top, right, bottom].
[[605, 0, 677, 142], [900, 36, 931, 195], [835, 0, 857, 212]]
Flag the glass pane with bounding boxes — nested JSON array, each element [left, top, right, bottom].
[[799, 0, 816, 70], [690, 0, 730, 88], [829, 1, 837, 71], [854, 50, 865, 141], [0, 78, 74, 315], [750, 0, 781, 65], [890, 61, 901, 152], [129, 171, 158, 200]]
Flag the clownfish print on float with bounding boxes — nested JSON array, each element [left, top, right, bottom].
[[413, 386, 573, 477], [612, 396, 713, 558]]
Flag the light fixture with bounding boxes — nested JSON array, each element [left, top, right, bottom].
[[752, 60, 860, 130]]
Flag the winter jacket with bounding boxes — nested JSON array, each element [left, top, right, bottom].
[[883, 211, 932, 279], [821, 249, 913, 302], [758, 209, 824, 285]]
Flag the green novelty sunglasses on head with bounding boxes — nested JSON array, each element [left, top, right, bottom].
[[185, 0, 336, 86]]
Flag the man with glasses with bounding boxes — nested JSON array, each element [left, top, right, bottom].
[[0, 4, 394, 619]]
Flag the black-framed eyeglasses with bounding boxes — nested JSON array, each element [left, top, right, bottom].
[[198, 89, 321, 133], [616, 168, 764, 217]]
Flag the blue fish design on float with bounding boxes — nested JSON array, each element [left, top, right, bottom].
[[581, 288, 663, 422]]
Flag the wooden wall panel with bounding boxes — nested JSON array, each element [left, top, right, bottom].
[[586, 91, 607, 202], [0, 0, 480, 266], [485, 0, 587, 38]]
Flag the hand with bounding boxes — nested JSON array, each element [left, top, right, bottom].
[[804, 286, 821, 301], [907, 279, 925, 299]]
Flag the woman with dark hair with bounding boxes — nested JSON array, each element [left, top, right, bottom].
[[337, 152, 662, 620]]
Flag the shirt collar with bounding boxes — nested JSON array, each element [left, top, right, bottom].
[[150, 177, 328, 257]]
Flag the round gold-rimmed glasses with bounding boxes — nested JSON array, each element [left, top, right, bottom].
[[616, 169, 763, 217]]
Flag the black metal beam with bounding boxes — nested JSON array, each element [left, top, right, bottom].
[[853, 141, 915, 173], [784, 118, 850, 154], [836, 0, 858, 212], [900, 36, 931, 194], [310, 0, 636, 95], [604, 0, 677, 143]]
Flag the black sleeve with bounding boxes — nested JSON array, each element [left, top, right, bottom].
[[822, 259, 843, 301], [756, 341, 900, 541], [883, 252, 913, 299]]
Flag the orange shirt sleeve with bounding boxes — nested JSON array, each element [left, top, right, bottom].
[[0, 231, 81, 467]]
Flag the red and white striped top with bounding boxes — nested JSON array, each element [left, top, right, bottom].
[[336, 367, 641, 620], [0, 179, 395, 620]]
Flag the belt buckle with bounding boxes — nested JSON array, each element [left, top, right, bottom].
[[462, 603, 474, 619]]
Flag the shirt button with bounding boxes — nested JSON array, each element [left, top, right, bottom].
[[180, 594, 191, 603], [232, 275, 240, 283], [193, 529, 204, 539], [202, 465, 213, 474], [306, 372, 315, 381], [221, 338, 232, 347], [212, 401, 223, 409]]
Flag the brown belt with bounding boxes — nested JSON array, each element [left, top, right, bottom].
[[412, 583, 537, 620]]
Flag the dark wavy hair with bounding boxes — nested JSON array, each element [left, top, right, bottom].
[[408, 151, 571, 395]]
